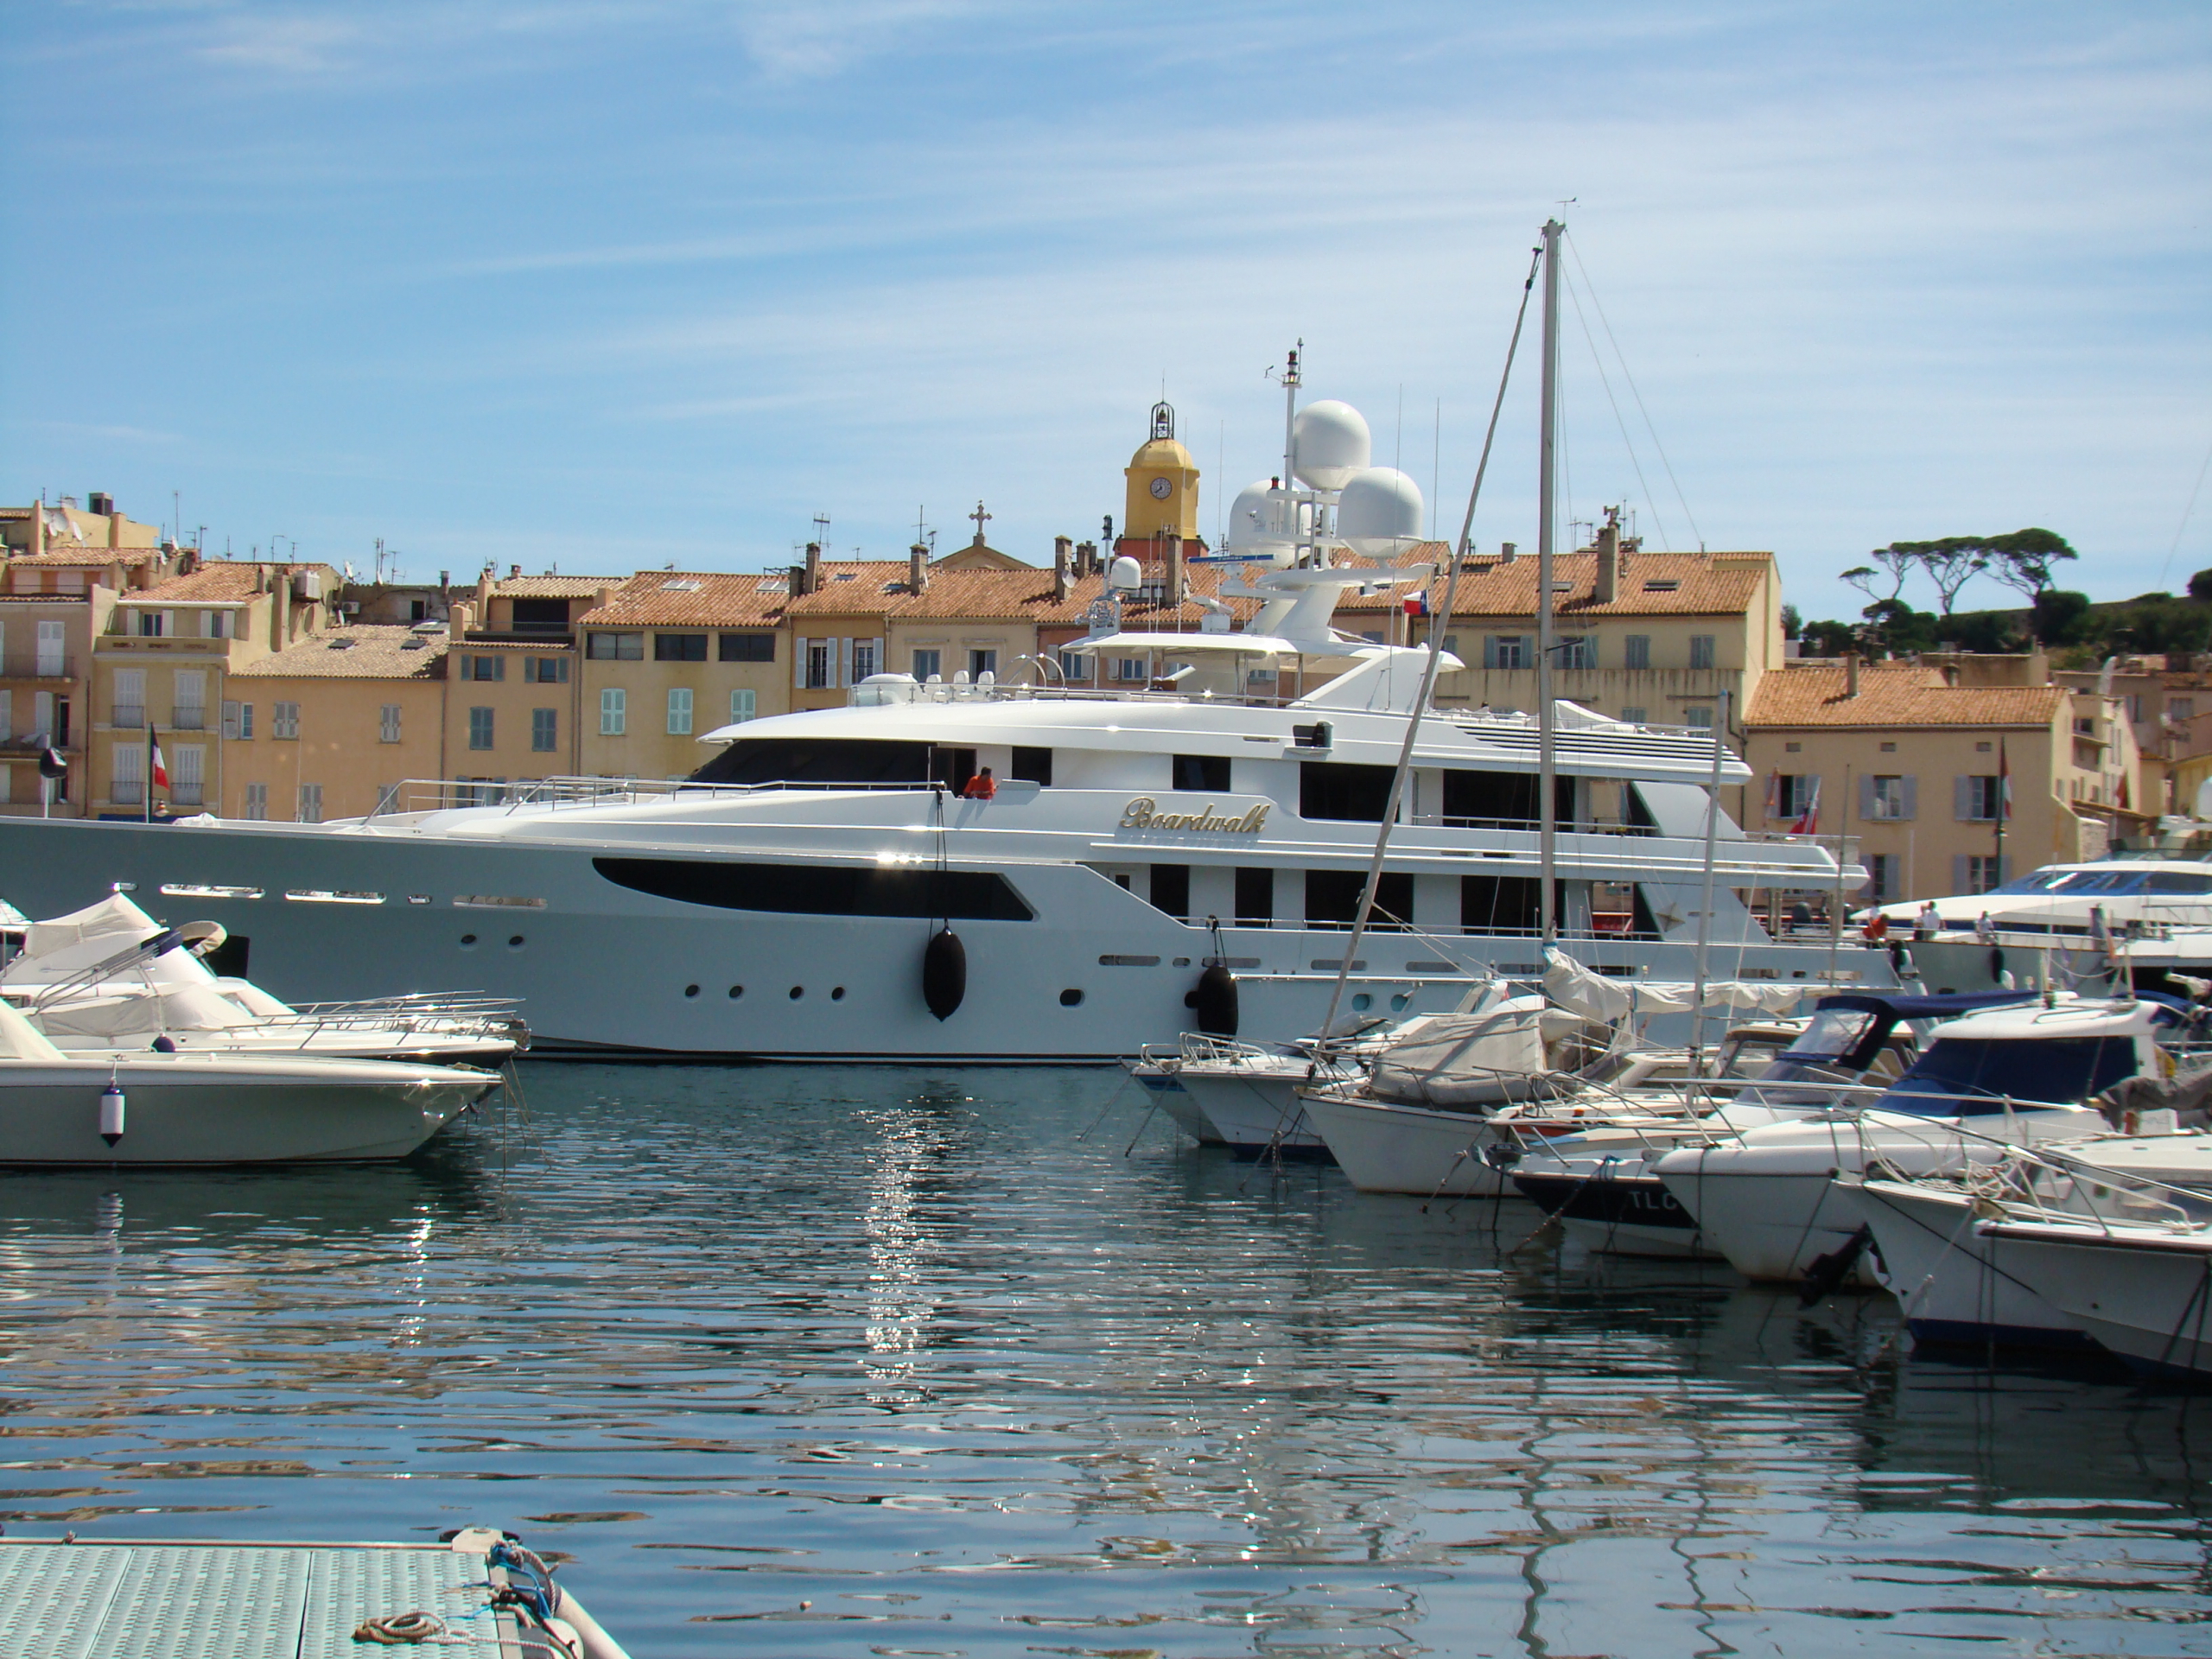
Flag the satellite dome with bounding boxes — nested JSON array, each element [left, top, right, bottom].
[[1291, 400, 1371, 493], [1226, 480, 1296, 567], [1336, 467, 1425, 559], [1107, 556, 1142, 591]]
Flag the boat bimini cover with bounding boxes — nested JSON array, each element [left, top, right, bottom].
[[1369, 995, 1567, 1109], [1542, 950, 1810, 1025], [1, 894, 163, 986], [0, 998, 68, 1063], [34, 983, 249, 1039]]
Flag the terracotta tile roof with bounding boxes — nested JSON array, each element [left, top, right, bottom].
[[1334, 548, 1771, 617], [493, 575, 620, 598], [4, 547, 168, 568], [579, 571, 789, 628], [130, 561, 332, 602], [1746, 663, 2064, 728], [231, 625, 448, 680], [780, 562, 1265, 630]]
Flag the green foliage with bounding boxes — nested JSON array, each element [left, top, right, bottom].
[[2031, 588, 2092, 645], [2190, 569, 2212, 603], [1944, 609, 2023, 653], [1780, 602, 1802, 640], [1799, 618, 1858, 656]]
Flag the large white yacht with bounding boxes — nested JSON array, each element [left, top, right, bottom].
[[0, 651, 1866, 1058], [0, 348, 1875, 1059]]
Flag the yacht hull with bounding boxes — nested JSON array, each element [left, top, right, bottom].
[[1174, 1065, 1332, 1156], [1514, 1167, 1716, 1258], [1849, 1180, 2089, 1349], [0, 1058, 495, 1164], [0, 817, 1861, 1060], [1298, 1090, 1508, 1195], [1980, 1223, 2212, 1376]]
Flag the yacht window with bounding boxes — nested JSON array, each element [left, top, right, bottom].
[[1150, 864, 1191, 919], [1443, 770, 1535, 828], [1882, 1034, 2137, 1116], [1461, 874, 1545, 935], [594, 856, 1033, 921], [1308, 869, 1412, 928], [1300, 762, 1394, 823], [2050, 871, 2145, 894], [686, 739, 931, 788], [1777, 1007, 1878, 1064], [1173, 754, 1230, 791], [1012, 747, 1052, 786], [1236, 867, 1273, 925], [2144, 872, 2212, 894], [1987, 868, 2074, 895]]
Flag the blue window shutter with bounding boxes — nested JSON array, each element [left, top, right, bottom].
[[1859, 774, 1878, 821], [1899, 776, 1916, 821], [1952, 854, 1969, 893], [1955, 775, 1973, 820], [1482, 636, 1498, 670]]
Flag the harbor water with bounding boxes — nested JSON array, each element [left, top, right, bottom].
[[2, 1065, 2207, 1656]]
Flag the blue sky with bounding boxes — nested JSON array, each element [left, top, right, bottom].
[[3, 2, 2208, 622]]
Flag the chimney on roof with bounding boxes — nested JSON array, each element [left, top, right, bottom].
[[804, 541, 823, 596], [1053, 536, 1072, 604], [1076, 539, 1098, 578], [509, 563, 521, 580], [1500, 542, 1517, 563], [908, 542, 929, 595], [1594, 507, 1621, 604], [1845, 653, 1860, 698]]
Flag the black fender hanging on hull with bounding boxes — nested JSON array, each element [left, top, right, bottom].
[[923, 927, 967, 1020], [1191, 961, 1238, 1037]]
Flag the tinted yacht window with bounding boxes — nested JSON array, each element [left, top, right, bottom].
[[687, 739, 931, 788]]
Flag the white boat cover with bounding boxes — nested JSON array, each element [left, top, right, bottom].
[[3, 893, 163, 984], [35, 983, 251, 1039], [0, 998, 68, 1062], [1542, 950, 1810, 1024], [1369, 996, 1558, 1109]]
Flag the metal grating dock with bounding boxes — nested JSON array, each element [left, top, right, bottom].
[[0, 1535, 518, 1659]]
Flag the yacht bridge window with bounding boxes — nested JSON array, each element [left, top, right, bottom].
[[595, 856, 1033, 921], [687, 739, 931, 788], [1307, 869, 1413, 928]]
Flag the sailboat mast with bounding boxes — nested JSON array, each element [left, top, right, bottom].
[[1536, 219, 1562, 944]]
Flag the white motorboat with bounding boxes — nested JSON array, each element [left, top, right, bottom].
[[1652, 997, 2183, 1287], [1972, 1210, 2212, 1376], [1849, 1131, 2212, 1350], [0, 998, 500, 1164], [3, 894, 525, 1066], [1507, 990, 2009, 1257]]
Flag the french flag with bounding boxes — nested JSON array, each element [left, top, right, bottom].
[[1402, 591, 1430, 617], [149, 730, 168, 791]]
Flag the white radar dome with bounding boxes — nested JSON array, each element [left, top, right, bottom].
[[1107, 555, 1142, 591], [1225, 480, 1297, 567], [1335, 467, 1425, 558], [1291, 399, 1372, 493]]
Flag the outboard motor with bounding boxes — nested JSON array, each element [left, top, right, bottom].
[[922, 927, 966, 1021]]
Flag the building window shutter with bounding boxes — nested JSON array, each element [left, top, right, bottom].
[[1482, 636, 1498, 670], [730, 689, 755, 724], [837, 637, 852, 689], [794, 639, 810, 689], [1955, 775, 1973, 820], [1859, 774, 1878, 821], [221, 701, 242, 741], [1952, 854, 1970, 893], [1899, 776, 1916, 821]]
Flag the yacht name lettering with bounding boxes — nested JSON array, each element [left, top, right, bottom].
[[1119, 798, 1269, 834]]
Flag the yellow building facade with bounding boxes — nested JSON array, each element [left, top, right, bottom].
[[223, 627, 449, 821]]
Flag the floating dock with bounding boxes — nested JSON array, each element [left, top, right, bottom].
[[0, 1525, 629, 1658]]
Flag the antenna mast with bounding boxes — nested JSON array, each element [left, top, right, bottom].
[[1538, 219, 1563, 946]]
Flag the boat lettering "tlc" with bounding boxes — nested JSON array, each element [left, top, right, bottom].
[[1118, 798, 1270, 834]]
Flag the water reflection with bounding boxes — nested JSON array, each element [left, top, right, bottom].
[[0, 1065, 2202, 1657]]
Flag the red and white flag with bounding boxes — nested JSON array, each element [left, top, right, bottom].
[[149, 731, 168, 791], [1790, 776, 1821, 836]]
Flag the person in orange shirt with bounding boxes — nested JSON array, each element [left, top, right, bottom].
[[962, 767, 996, 801]]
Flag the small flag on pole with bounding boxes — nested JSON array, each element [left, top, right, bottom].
[[149, 734, 169, 791], [1790, 777, 1821, 836], [1999, 740, 2012, 820]]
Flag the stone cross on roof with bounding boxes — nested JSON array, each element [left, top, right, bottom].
[[969, 501, 991, 545]]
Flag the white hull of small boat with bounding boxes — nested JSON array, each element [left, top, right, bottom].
[[1978, 1221, 2212, 1376], [0, 1055, 497, 1164], [1849, 1181, 2088, 1348], [1177, 1065, 1331, 1154], [1656, 1108, 2099, 1286], [1298, 1090, 1507, 1196], [47, 1027, 518, 1068]]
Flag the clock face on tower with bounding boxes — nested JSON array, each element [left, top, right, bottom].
[[1148, 476, 1173, 500]]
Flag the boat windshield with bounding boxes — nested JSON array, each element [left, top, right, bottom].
[[685, 738, 931, 789], [1986, 868, 2148, 897], [1878, 1034, 2139, 1116], [1776, 1007, 1877, 1065]]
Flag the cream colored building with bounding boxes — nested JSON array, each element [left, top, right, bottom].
[[1744, 660, 2141, 904], [1348, 520, 1784, 738], [0, 494, 163, 557], [576, 571, 789, 778], [86, 561, 337, 819], [222, 626, 449, 821]]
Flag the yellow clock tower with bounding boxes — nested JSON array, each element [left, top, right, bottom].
[[1122, 401, 1200, 545]]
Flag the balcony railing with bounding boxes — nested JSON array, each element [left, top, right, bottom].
[[109, 782, 144, 806], [0, 655, 73, 681], [111, 704, 145, 729], [169, 707, 206, 731]]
